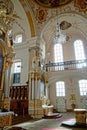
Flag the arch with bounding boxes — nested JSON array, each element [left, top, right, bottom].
[[19, 0, 36, 37], [48, 71, 87, 85], [41, 12, 87, 48]]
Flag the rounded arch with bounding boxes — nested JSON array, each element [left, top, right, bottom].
[[48, 71, 87, 86], [40, 12, 87, 50], [19, 0, 36, 37]]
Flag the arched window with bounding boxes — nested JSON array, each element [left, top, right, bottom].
[[54, 44, 63, 62], [74, 40, 86, 68], [56, 81, 65, 97], [13, 60, 22, 84], [54, 44, 64, 70], [79, 80, 87, 96], [13, 34, 22, 44]]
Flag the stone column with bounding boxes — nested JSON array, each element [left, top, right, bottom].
[[45, 83, 48, 99], [4, 67, 11, 98]]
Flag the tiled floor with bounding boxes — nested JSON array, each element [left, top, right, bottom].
[[8, 112, 87, 130]]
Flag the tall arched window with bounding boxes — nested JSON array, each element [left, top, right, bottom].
[[56, 81, 65, 96], [74, 40, 86, 68], [79, 80, 87, 96], [54, 44, 64, 70], [13, 60, 22, 84]]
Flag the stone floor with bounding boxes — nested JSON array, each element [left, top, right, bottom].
[[7, 112, 87, 130]]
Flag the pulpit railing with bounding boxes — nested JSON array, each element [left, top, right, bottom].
[[45, 59, 87, 72]]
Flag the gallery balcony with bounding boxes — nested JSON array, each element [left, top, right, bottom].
[[45, 59, 87, 74]]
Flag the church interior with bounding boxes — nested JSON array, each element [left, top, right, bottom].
[[0, 0, 87, 129]]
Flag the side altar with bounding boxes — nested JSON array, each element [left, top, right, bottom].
[[74, 109, 87, 126], [0, 111, 14, 129]]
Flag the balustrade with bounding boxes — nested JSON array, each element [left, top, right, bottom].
[[45, 59, 87, 72]]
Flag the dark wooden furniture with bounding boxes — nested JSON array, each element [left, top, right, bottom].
[[7, 127, 26, 130], [10, 85, 28, 116]]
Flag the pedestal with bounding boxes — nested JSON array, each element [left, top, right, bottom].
[[0, 112, 14, 129], [42, 105, 53, 115], [29, 100, 44, 118], [74, 109, 86, 126]]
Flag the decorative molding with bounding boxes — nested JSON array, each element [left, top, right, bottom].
[[33, 0, 73, 8], [19, 0, 36, 37], [74, 0, 87, 12], [36, 7, 48, 24]]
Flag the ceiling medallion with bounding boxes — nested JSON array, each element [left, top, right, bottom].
[[33, 0, 73, 8]]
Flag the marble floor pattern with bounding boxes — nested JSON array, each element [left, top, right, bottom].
[[8, 112, 87, 130]]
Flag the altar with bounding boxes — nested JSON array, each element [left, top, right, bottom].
[[62, 109, 87, 127], [74, 109, 87, 126], [0, 111, 14, 129]]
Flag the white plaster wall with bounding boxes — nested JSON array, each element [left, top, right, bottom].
[[13, 45, 29, 85], [11, 0, 32, 86], [12, 0, 31, 40], [49, 76, 87, 111], [49, 82, 56, 108]]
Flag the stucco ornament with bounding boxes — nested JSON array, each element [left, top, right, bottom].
[[40, 95, 50, 105], [36, 7, 47, 24], [33, 0, 73, 8], [74, 0, 87, 12]]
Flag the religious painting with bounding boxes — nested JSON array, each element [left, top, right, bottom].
[[34, 0, 73, 8], [0, 48, 4, 90], [36, 7, 47, 23]]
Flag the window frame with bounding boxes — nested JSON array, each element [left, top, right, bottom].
[[13, 34, 22, 44], [54, 44, 64, 70], [79, 79, 87, 96], [74, 40, 86, 68], [13, 61, 22, 84], [56, 81, 65, 97]]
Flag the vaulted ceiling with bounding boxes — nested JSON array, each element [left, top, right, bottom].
[[11, 0, 87, 54]]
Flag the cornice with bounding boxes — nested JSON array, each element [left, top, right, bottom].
[[13, 37, 38, 50]]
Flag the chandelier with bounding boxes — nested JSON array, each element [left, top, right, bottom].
[[53, 13, 66, 44], [53, 23, 66, 44]]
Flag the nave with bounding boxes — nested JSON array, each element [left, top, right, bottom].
[[7, 112, 87, 130]]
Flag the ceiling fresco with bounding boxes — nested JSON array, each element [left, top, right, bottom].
[[33, 0, 73, 8], [74, 0, 87, 12]]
